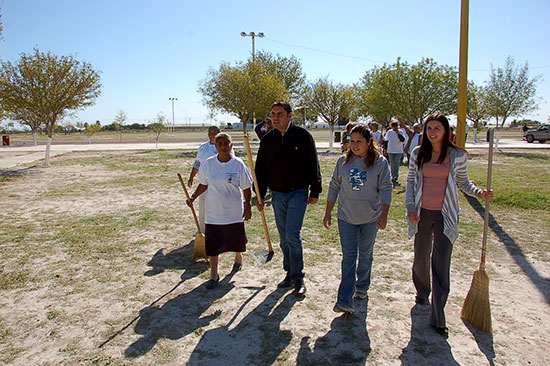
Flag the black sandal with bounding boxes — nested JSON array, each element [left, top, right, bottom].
[[206, 275, 219, 289]]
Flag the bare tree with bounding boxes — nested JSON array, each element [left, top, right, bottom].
[[485, 56, 541, 147], [466, 82, 490, 143], [113, 110, 127, 142], [148, 113, 166, 149]]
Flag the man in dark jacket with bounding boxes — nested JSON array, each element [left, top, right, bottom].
[[255, 101, 322, 298]]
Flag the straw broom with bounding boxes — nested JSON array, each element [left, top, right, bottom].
[[461, 129, 494, 333], [177, 173, 207, 261]]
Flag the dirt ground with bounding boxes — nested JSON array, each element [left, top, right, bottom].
[[0, 149, 549, 366]]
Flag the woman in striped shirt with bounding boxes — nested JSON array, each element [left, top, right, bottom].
[[405, 113, 493, 337]]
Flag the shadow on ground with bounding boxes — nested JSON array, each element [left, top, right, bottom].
[[462, 319, 496, 366], [297, 300, 371, 366], [464, 194, 550, 305], [124, 271, 236, 358], [399, 304, 459, 365], [187, 287, 297, 365], [0, 165, 39, 178], [98, 240, 208, 350], [144, 240, 203, 276]]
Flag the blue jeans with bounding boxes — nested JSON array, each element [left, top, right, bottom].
[[337, 219, 379, 307], [387, 153, 402, 181], [271, 189, 308, 280]]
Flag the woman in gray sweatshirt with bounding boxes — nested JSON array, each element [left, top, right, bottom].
[[323, 124, 393, 315]]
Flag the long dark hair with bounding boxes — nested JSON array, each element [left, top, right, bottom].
[[343, 124, 380, 168], [416, 113, 456, 168]]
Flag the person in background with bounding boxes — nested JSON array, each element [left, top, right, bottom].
[[188, 126, 221, 234], [323, 124, 392, 315], [383, 121, 406, 186], [407, 123, 422, 160], [255, 117, 273, 140], [341, 122, 357, 153], [449, 127, 457, 144], [255, 101, 322, 299], [369, 122, 383, 148], [522, 123, 529, 139], [396, 116, 411, 165], [187, 133, 253, 289], [406, 113, 493, 337]]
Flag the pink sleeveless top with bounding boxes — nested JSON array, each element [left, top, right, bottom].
[[421, 162, 450, 210]]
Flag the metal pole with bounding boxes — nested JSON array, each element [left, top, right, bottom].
[[171, 99, 175, 133], [252, 35, 255, 61], [241, 32, 264, 131], [169, 97, 177, 134], [456, 0, 469, 149]]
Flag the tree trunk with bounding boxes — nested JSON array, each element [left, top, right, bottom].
[[43, 137, 52, 167], [473, 127, 478, 143], [329, 124, 334, 150], [33, 131, 37, 146], [494, 117, 506, 149], [43, 123, 55, 167]]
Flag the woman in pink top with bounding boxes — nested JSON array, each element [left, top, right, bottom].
[[405, 113, 493, 337]]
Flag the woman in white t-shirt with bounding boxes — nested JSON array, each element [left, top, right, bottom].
[[187, 133, 253, 289]]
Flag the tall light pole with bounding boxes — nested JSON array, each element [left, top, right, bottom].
[[240, 31, 264, 61], [241, 32, 264, 129], [169, 97, 177, 134], [456, 0, 469, 149]]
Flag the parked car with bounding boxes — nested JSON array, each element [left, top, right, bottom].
[[525, 124, 550, 143]]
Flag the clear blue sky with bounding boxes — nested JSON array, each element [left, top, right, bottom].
[[2, 0, 549, 126]]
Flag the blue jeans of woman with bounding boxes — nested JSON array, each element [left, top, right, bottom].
[[271, 188, 308, 280], [337, 219, 379, 307]]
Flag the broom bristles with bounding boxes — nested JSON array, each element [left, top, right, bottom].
[[193, 234, 208, 261], [461, 268, 492, 333]]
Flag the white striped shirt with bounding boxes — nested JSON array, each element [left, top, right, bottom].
[[405, 147, 482, 243]]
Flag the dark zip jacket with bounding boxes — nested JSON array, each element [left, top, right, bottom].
[[255, 123, 322, 200]]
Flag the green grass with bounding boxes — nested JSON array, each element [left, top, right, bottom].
[[493, 190, 550, 211]]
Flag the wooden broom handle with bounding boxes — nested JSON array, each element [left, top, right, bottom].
[[177, 173, 203, 236], [480, 129, 493, 267], [243, 134, 273, 252]]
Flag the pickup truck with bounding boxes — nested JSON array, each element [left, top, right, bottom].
[[525, 124, 550, 143]]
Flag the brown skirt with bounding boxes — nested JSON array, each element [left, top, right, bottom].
[[205, 222, 247, 256]]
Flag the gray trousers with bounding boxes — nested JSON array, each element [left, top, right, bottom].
[[412, 208, 453, 327]]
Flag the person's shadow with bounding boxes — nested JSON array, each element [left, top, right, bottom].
[[399, 304, 459, 365], [296, 301, 371, 365], [124, 271, 236, 358], [98, 245, 209, 350], [144, 240, 199, 276], [187, 287, 297, 365], [463, 193, 550, 305]]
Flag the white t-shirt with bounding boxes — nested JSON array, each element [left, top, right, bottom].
[[408, 133, 422, 154], [198, 155, 253, 225], [399, 127, 410, 146], [194, 141, 235, 169], [196, 141, 218, 165], [371, 130, 382, 146], [384, 129, 406, 154]]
